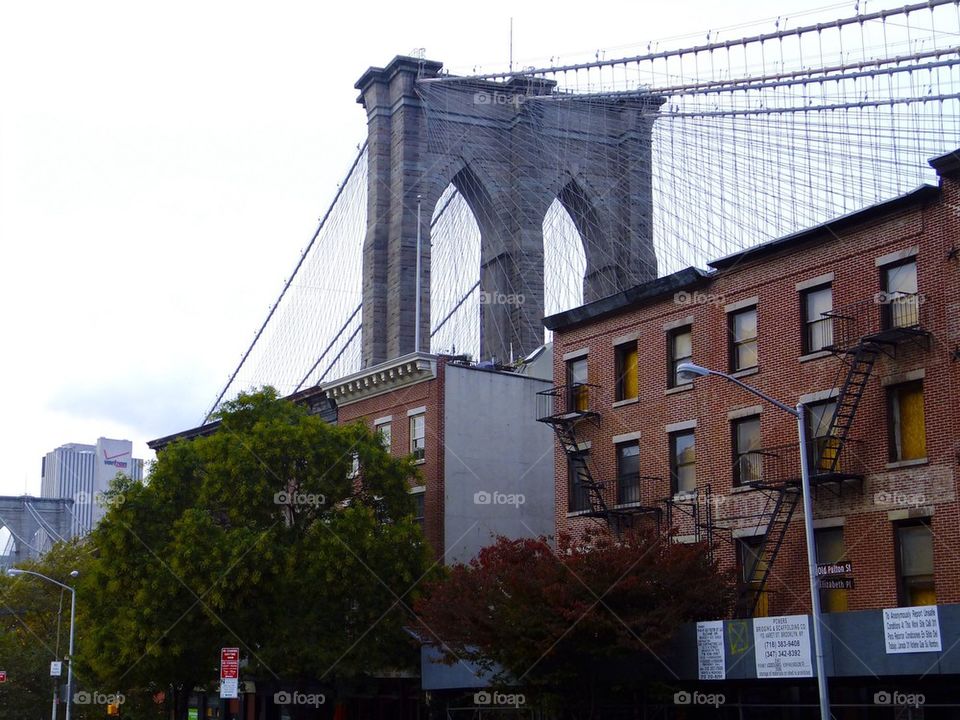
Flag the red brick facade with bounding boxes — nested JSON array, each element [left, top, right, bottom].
[[332, 356, 447, 559], [550, 165, 960, 618]]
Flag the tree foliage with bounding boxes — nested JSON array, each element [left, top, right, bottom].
[[0, 541, 93, 720], [78, 388, 433, 719], [415, 526, 734, 718]]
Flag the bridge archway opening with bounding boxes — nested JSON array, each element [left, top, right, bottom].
[[543, 198, 586, 344], [0, 526, 14, 564], [430, 182, 481, 360], [430, 173, 592, 362]]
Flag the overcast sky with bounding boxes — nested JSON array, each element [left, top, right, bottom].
[[0, 0, 864, 495]]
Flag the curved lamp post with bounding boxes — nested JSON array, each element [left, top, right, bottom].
[[676, 362, 830, 720], [6, 568, 79, 720]]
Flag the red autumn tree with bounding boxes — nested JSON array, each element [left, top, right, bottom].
[[414, 525, 733, 717]]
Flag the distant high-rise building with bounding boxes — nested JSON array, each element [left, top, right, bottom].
[[40, 437, 143, 537]]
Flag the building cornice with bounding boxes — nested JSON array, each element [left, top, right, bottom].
[[322, 352, 437, 406]]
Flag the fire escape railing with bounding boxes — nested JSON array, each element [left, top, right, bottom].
[[826, 292, 927, 353], [736, 441, 866, 488], [818, 292, 930, 475], [537, 383, 662, 534]]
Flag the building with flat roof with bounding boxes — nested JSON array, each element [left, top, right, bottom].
[[41, 437, 144, 537], [322, 351, 556, 564], [534, 150, 960, 709]]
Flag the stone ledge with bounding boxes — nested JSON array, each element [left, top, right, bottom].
[[322, 352, 437, 406]]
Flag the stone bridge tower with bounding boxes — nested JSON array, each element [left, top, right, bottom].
[[355, 56, 663, 366]]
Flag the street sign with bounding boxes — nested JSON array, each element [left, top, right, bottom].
[[220, 648, 240, 699], [220, 648, 239, 679], [816, 561, 852, 578], [0, 670, 7, 682], [50, 661, 63, 677], [819, 577, 854, 590]]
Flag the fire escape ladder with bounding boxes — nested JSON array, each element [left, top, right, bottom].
[[537, 384, 661, 536], [819, 343, 880, 474], [735, 486, 802, 618], [553, 419, 614, 524]]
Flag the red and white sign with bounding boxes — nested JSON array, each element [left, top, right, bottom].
[[0, 670, 7, 683], [219, 648, 239, 699], [220, 648, 239, 679]]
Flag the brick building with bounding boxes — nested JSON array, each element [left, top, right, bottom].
[[322, 351, 556, 564], [539, 151, 960, 709]]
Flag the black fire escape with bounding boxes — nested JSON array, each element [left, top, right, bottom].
[[820, 292, 931, 475], [732, 290, 930, 617], [537, 293, 929, 617], [536, 383, 662, 535]]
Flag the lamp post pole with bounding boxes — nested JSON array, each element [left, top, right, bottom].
[[66, 584, 76, 720], [6, 569, 78, 720], [794, 401, 831, 719], [676, 363, 831, 720]]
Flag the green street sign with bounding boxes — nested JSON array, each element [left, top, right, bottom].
[[188, 709, 199, 720]]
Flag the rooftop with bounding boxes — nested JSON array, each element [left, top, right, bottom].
[[543, 266, 711, 332], [544, 172, 946, 333], [708, 184, 938, 270]]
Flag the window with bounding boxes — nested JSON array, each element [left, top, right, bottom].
[[614, 343, 638, 401], [668, 326, 693, 388], [806, 399, 838, 473], [348, 452, 359, 478], [815, 527, 849, 612], [729, 306, 758, 372], [566, 356, 589, 412], [409, 413, 425, 462], [375, 421, 392, 451], [802, 285, 833, 353], [888, 380, 926, 462], [411, 491, 425, 527], [896, 522, 935, 606], [737, 536, 770, 617], [732, 416, 762, 486], [616, 443, 640, 505], [670, 430, 696, 495], [568, 455, 591, 512], [882, 259, 919, 329]]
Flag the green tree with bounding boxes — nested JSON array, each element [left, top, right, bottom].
[[415, 527, 734, 719], [79, 388, 433, 719], [0, 541, 92, 720]]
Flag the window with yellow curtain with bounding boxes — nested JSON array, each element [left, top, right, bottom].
[[896, 522, 936, 606], [888, 380, 926, 462], [815, 527, 849, 612], [566, 356, 589, 412], [806, 399, 838, 472], [615, 342, 638, 401]]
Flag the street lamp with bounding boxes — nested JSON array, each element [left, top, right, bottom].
[[677, 362, 831, 720], [6, 568, 79, 720]]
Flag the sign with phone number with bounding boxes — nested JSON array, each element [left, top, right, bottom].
[[753, 614, 813, 678]]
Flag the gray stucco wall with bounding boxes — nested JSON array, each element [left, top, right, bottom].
[[443, 365, 555, 564]]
